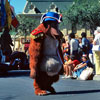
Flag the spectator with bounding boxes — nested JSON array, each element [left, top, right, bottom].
[[94, 27, 100, 37], [62, 53, 71, 75], [81, 32, 90, 55], [78, 38, 82, 48], [92, 26, 100, 75], [62, 55, 80, 78], [73, 54, 93, 78], [78, 38, 83, 61], [1, 27, 13, 57], [0, 45, 9, 74], [69, 33, 79, 60], [0, 45, 5, 63], [62, 39, 70, 55], [10, 51, 29, 70]]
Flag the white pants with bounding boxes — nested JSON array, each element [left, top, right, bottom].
[[94, 51, 100, 75], [89, 53, 94, 65]]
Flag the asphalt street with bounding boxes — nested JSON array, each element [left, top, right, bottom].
[[0, 70, 100, 100]]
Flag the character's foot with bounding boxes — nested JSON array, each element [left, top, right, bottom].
[[47, 86, 56, 94], [35, 89, 47, 96]]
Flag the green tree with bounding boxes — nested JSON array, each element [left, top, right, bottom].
[[63, 0, 100, 33], [13, 15, 39, 36]]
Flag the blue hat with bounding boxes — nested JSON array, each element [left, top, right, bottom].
[[40, 12, 62, 23]]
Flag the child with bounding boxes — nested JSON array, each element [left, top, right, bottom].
[[62, 55, 80, 78], [62, 40, 70, 55], [63, 53, 71, 75]]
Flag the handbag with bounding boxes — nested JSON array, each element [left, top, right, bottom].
[[92, 45, 100, 51], [79, 67, 93, 80]]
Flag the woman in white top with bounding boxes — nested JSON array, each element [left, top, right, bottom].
[[93, 26, 100, 75]]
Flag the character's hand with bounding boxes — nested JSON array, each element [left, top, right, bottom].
[[30, 68, 36, 79]]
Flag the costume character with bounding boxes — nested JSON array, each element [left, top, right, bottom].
[[29, 12, 64, 96]]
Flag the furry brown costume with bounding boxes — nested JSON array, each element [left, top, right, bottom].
[[29, 13, 63, 96]]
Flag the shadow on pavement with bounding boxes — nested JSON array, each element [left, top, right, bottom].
[[0, 70, 30, 78], [53, 89, 100, 95]]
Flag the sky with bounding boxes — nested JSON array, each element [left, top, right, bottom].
[[10, 0, 26, 14]]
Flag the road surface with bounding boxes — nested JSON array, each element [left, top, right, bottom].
[[0, 70, 100, 100]]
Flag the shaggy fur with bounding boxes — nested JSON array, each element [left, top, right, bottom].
[[29, 23, 63, 95]]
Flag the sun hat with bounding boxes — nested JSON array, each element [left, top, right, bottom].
[[94, 30, 98, 35], [82, 54, 88, 59], [96, 27, 100, 33], [40, 12, 62, 23], [82, 54, 87, 57]]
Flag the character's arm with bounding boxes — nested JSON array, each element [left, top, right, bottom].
[[29, 33, 44, 79]]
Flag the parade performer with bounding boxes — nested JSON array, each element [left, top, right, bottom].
[[29, 12, 64, 95]]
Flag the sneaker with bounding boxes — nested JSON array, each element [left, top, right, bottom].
[[62, 75, 72, 79], [67, 75, 73, 78], [62, 75, 69, 79], [71, 75, 77, 79]]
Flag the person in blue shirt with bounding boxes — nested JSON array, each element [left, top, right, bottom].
[[81, 32, 90, 55], [73, 54, 93, 78]]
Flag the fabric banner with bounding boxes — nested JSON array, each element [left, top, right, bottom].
[[1, 0, 6, 27], [5, 0, 12, 29], [11, 8, 19, 28]]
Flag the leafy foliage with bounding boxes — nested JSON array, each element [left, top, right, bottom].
[[12, 15, 39, 36], [63, 0, 100, 32]]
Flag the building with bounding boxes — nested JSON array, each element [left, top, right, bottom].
[[23, 0, 74, 14], [19, 0, 74, 35]]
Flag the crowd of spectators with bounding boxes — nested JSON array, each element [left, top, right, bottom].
[[61, 31, 95, 80]]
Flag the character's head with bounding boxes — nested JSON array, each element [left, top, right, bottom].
[[40, 12, 62, 24], [40, 12, 62, 38]]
